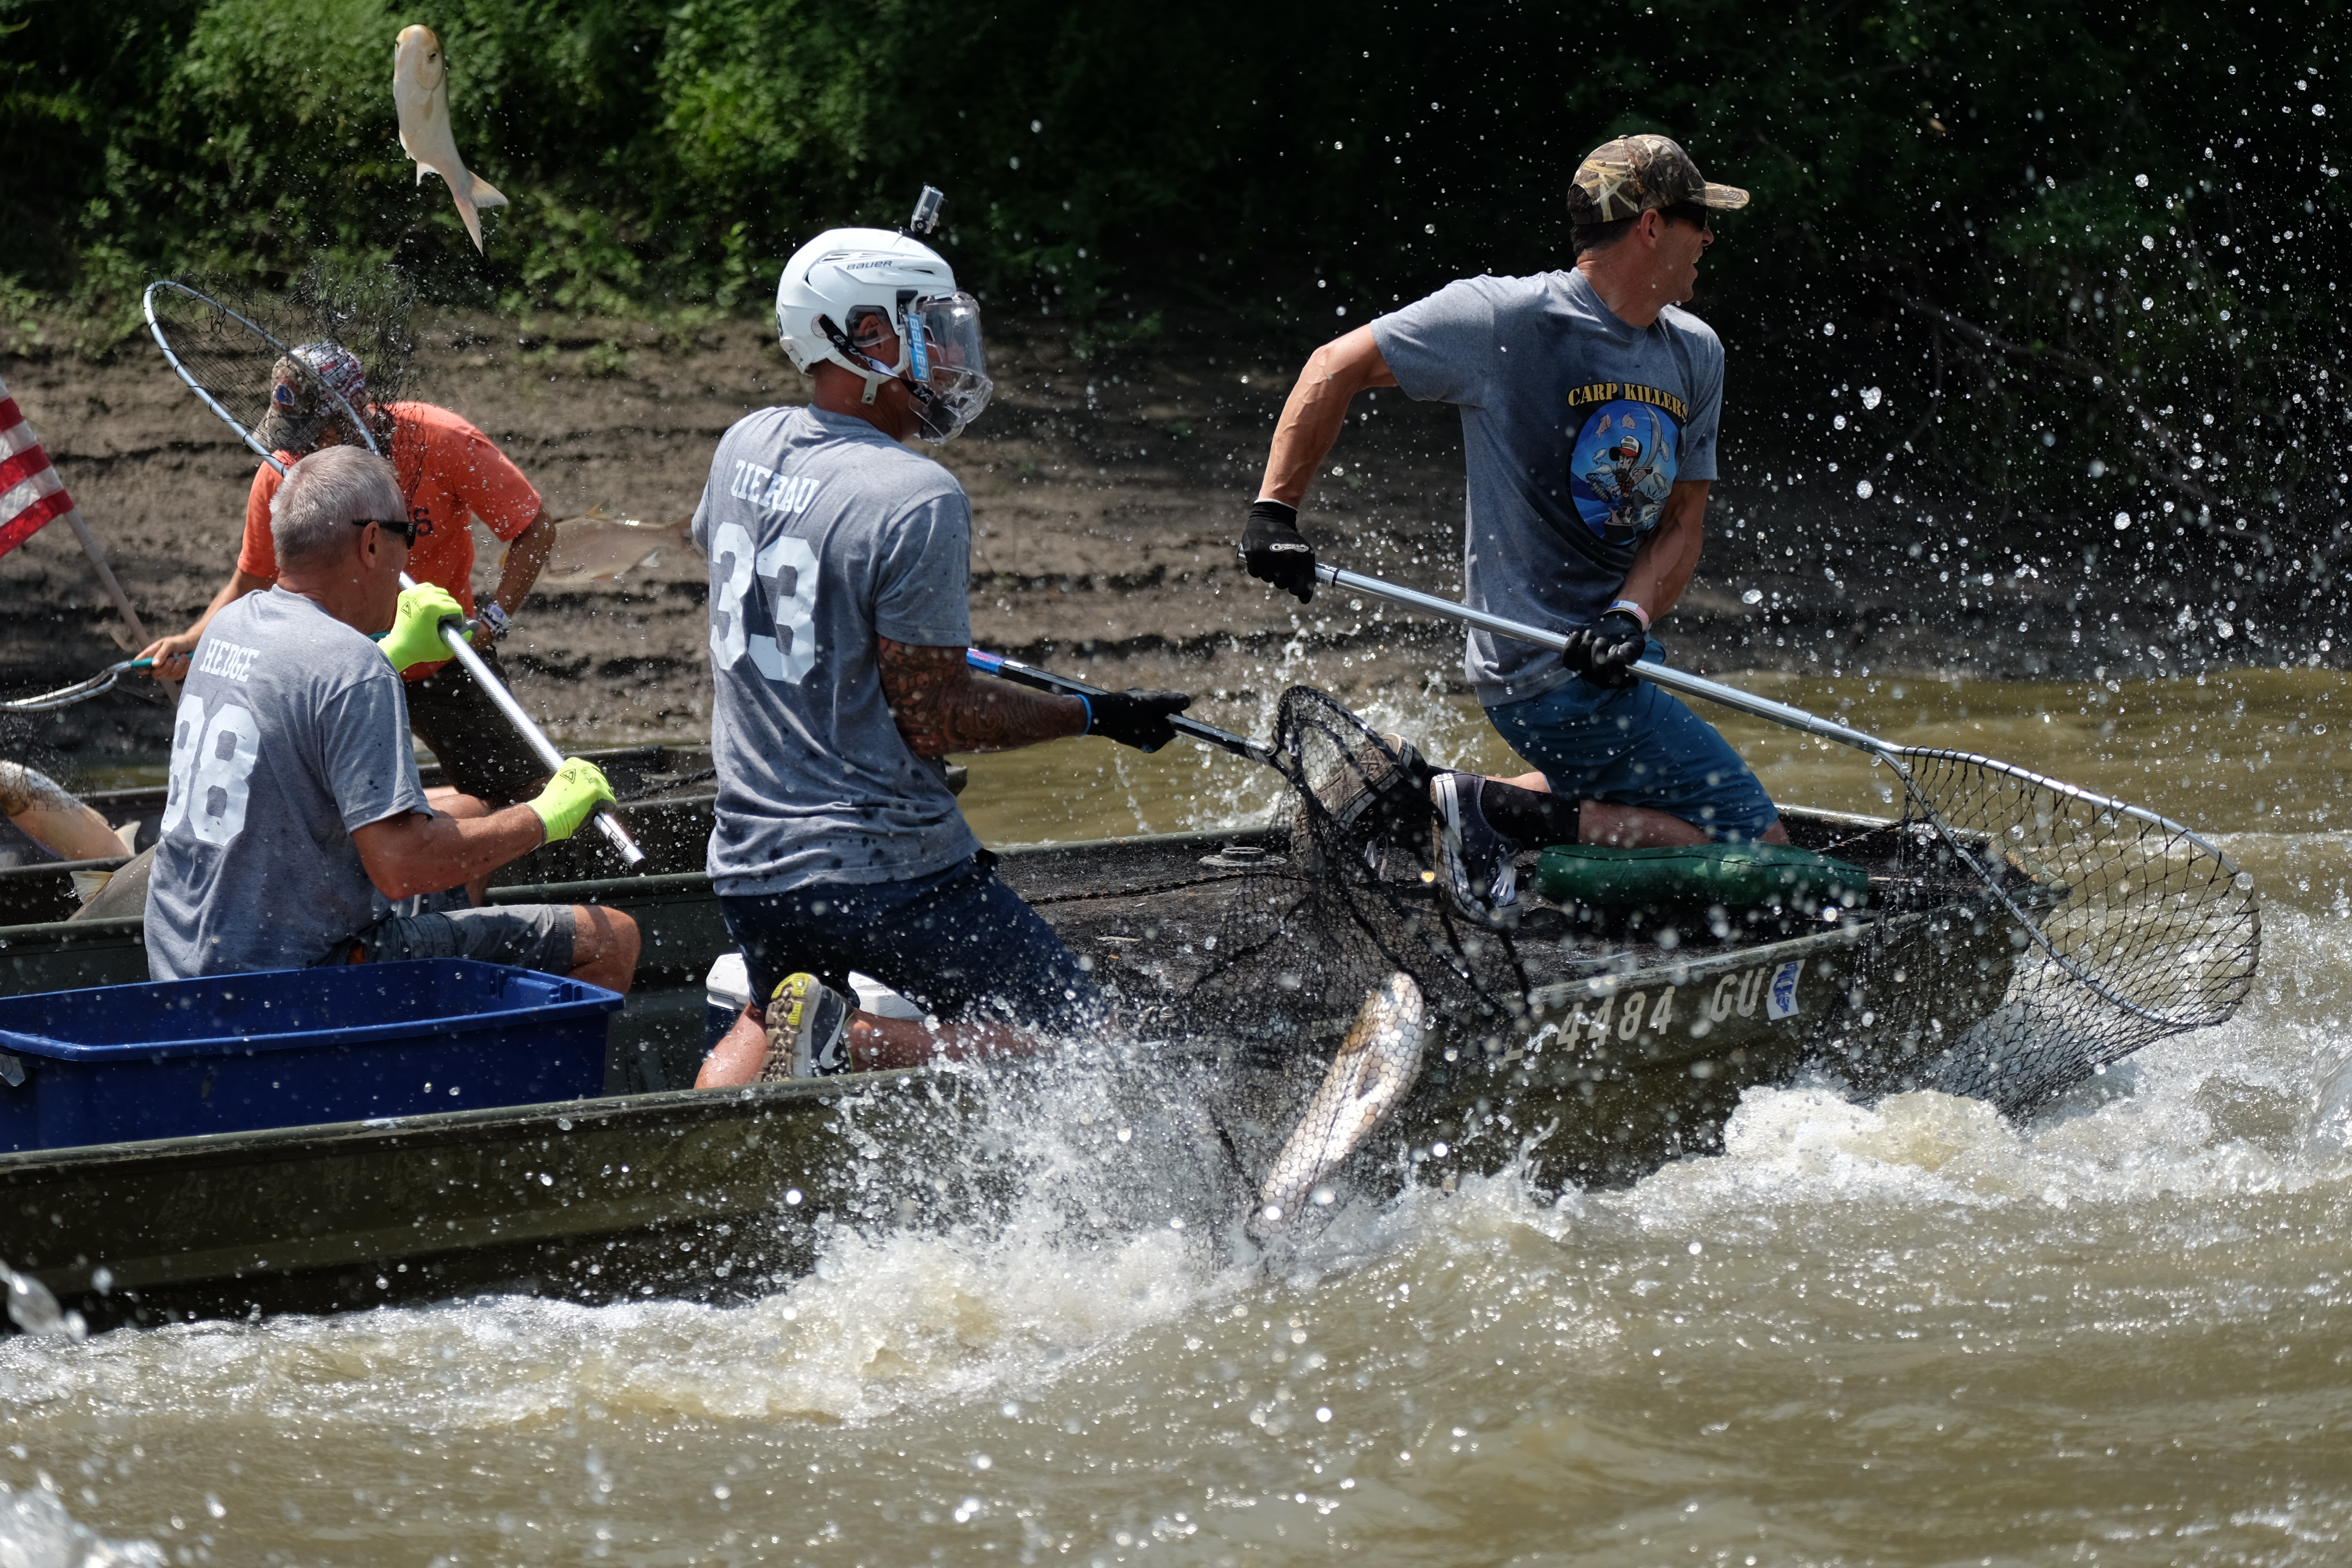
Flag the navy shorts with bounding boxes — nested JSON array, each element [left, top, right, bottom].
[[342, 904, 576, 971], [1485, 641, 1779, 843], [721, 854, 1105, 1035]]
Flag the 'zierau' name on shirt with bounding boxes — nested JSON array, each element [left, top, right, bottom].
[[196, 638, 261, 682], [1565, 382, 1690, 421], [728, 461, 823, 515]]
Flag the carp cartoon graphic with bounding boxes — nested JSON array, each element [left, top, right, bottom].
[[1569, 399, 1678, 544]]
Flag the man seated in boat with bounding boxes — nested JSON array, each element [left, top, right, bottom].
[[1239, 134, 1789, 928], [693, 224, 1190, 1085], [143, 445, 639, 992], [136, 342, 562, 806]]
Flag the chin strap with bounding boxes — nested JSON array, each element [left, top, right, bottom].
[[817, 316, 950, 425]]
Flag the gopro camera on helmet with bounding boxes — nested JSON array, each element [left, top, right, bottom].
[[773, 186, 992, 443]]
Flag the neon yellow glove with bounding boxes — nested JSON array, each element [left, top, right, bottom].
[[527, 757, 616, 843], [379, 583, 466, 673]]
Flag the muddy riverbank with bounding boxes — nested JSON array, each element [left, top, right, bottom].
[[1, 304, 2291, 763]]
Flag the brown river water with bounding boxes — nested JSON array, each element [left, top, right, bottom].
[[5, 667, 2350, 1566]]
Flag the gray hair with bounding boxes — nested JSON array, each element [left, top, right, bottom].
[[270, 446, 404, 567]]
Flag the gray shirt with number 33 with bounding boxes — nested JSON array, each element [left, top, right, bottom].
[[146, 587, 429, 979], [692, 405, 979, 896]]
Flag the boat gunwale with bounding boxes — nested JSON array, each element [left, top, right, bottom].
[[0, 1073, 930, 1180]]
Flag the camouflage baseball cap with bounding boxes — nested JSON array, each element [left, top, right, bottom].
[[1567, 134, 1751, 225]]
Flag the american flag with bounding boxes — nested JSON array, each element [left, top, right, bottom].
[[0, 374, 75, 561]]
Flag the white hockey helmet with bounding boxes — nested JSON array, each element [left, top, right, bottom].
[[774, 226, 993, 442]]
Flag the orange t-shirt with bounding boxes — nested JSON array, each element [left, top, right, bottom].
[[240, 402, 543, 680]]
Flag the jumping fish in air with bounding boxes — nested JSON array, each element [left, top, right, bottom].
[[1251, 971, 1428, 1238], [392, 24, 508, 253], [507, 509, 695, 587]]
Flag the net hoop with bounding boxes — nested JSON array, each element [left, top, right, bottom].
[[1878, 741, 2256, 1033], [141, 280, 386, 475]]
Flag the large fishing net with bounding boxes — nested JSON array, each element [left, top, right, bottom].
[[144, 265, 421, 478], [1175, 687, 1531, 1057], [1846, 747, 2261, 1114], [1148, 688, 2257, 1124]]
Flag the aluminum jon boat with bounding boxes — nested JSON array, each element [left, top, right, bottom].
[[0, 778, 2028, 1333]]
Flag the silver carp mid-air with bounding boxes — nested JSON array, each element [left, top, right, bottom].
[[1252, 971, 1428, 1237], [392, 24, 509, 253], [505, 511, 695, 588]]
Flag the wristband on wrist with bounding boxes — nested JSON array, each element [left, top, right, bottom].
[[1607, 598, 1651, 629], [1077, 694, 1094, 733]]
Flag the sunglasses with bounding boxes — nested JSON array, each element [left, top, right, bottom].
[[354, 514, 431, 547], [1662, 202, 1715, 233]]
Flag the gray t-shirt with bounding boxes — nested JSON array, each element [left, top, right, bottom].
[[1372, 268, 1724, 705], [146, 587, 429, 978], [692, 405, 980, 895]]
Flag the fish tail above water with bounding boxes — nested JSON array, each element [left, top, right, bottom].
[[1250, 971, 1427, 1238]]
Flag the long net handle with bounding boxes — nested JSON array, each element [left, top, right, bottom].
[[1315, 561, 2245, 1030], [1316, 564, 1887, 753], [401, 573, 644, 866], [143, 280, 644, 867], [964, 648, 1280, 768]]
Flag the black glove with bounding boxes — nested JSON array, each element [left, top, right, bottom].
[[1239, 500, 1317, 603], [1561, 610, 1648, 689], [1084, 688, 1194, 753]]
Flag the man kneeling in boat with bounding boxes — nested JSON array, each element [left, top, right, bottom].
[[694, 223, 1189, 1086], [1240, 134, 1788, 929], [144, 446, 639, 992]]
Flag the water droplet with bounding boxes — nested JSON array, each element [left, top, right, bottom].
[[2114, 512, 2134, 531], [1855, 479, 1875, 499], [1821, 322, 1837, 337], [1741, 588, 1764, 604], [1859, 386, 1883, 410]]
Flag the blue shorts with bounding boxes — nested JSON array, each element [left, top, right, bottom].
[[720, 854, 1106, 1034], [1484, 643, 1779, 842]]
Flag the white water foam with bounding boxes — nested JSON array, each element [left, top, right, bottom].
[[2, 895, 2340, 1450], [0, 1486, 160, 1568]]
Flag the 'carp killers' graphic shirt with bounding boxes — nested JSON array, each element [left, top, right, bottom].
[[1372, 269, 1724, 705]]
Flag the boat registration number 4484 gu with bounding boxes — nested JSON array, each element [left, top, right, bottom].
[[1484, 942, 1877, 1085]]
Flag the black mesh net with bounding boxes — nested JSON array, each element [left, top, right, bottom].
[[145, 271, 420, 479], [1861, 747, 2262, 1114], [1178, 687, 1531, 1052]]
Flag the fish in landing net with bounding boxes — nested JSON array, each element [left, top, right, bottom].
[[1252, 972, 1427, 1237], [392, 25, 508, 253], [509, 511, 695, 587]]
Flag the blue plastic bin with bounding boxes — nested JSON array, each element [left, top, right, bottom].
[[0, 959, 625, 1153]]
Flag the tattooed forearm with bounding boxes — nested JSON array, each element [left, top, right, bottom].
[[877, 639, 1087, 756]]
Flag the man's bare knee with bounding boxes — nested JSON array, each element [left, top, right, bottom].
[[568, 904, 639, 994], [1579, 801, 1710, 848]]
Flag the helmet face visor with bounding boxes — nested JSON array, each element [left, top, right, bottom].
[[906, 292, 992, 441]]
